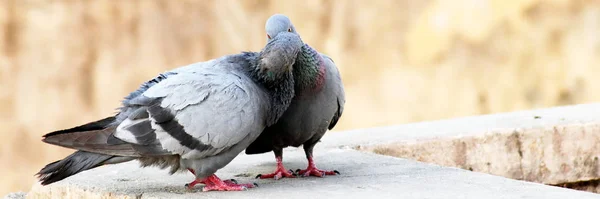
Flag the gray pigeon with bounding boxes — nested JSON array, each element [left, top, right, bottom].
[[36, 31, 303, 192], [246, 14, 346, 179]]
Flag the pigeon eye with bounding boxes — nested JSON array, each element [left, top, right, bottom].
[[287, 28, 292, 32], [267, 34, 271, 39]]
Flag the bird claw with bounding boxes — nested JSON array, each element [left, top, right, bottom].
[[187, 175, 256, 192], [256, 166, 296, 180], [200, 179, 255, 192], [296, 167, 339, 177], [184, 179, 202, 190], [289, 169, 297, 176], [226, 179, 238, 184], [202, 185, 248, 192], [224, 179, 256, 188]]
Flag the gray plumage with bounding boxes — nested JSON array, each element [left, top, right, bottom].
[[37, 32, 304, 187], [246, 14, 346, 178]]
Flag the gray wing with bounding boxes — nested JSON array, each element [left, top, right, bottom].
[[114, 60, 268, 159], [320, 54, 346, 130]]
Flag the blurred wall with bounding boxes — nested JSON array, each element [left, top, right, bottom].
[[1, 0, 599, 195]]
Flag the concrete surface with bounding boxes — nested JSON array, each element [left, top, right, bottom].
[[20, 103, 600, 198], [26, 149, 600, 199], [328, 103, 600, 186]]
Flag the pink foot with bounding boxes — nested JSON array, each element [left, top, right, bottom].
[[185, 169, 257, 191], [255, 156, 295, 180], [185, 169, 201, 190], [223, 179, 258, 189], [185, 179, 202, 190], [296, 157, 339, 177], [201, 175, 256, 192]]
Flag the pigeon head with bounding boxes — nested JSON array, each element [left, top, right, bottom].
[[265, 14, 298, 42], [253, 31, 303, 125], [256, 31, 303, 81]]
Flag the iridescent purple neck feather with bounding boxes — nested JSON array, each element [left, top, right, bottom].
[[293, 44, 326, 96]]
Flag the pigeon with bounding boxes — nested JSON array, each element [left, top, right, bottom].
[[245, 14, 346, 179], [35, 31, 304, 192]]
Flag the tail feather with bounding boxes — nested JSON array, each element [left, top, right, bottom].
[[43, 116, 116, 138], [42, 126, 141, 157], [41, 116, 142, 157], [42, 116, 117, 149], [36, 150, 115, 185]]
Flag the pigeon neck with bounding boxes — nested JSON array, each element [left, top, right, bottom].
[[294, 44, 326, 94], [245, 52, 296, 126]]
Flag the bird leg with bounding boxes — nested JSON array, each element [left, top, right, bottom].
[[185, 169, 256, 191], [255, 156, 295, 180], [296, 156, 339, 177]]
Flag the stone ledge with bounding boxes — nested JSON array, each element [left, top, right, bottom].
[[323, 103, 600, 190], [25, 149, 600, 199], [361, 123, 600, 185], [18, 103, 600, 198]]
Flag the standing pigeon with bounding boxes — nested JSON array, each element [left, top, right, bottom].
[[246, 14, 346, 179], [36, 31, 304, 192]]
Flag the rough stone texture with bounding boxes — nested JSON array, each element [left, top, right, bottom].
[[364, 123, 600, 185], [329, 103, 600, 188], [24, 149, 600, 199]]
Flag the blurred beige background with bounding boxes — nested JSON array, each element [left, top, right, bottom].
[[1, 0, 599, 196]]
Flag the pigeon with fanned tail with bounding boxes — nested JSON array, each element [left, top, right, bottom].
[[246, 14, 346, 180], [36, 31, 303, 192]]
